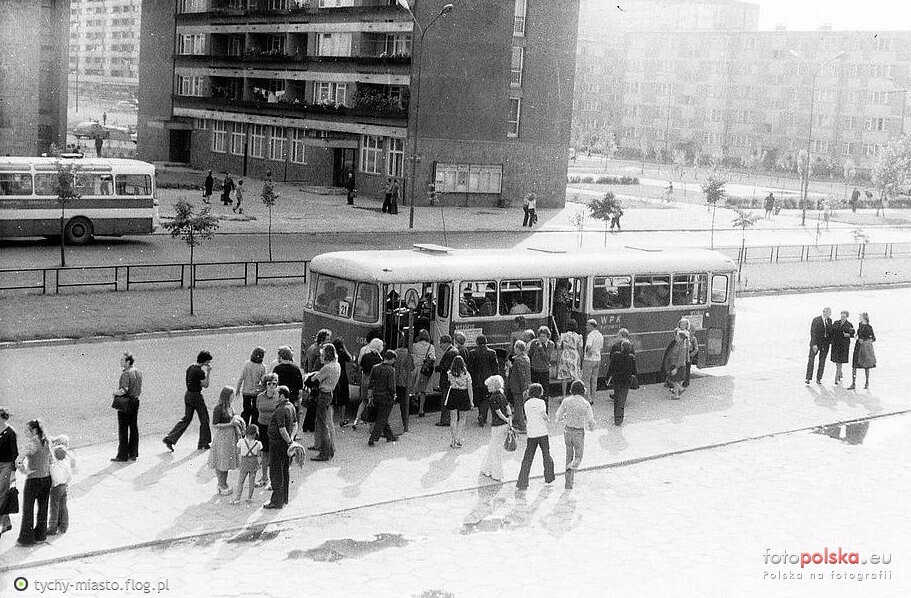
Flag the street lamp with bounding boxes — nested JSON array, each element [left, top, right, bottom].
[[789, 49, 845, 225], [401, 2, 455, 229]]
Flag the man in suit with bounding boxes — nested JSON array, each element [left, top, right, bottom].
[[806, 307, 832, 385], [467, 335, 500, 427]]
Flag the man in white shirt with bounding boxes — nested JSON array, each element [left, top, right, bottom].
[[556, 380, 596, 489], [516, 383, 555, 490], [582, 319, 604, 403]]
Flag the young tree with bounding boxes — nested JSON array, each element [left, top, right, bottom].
[[588, 191, 622, 246], [261, 174, 279, 261], [872, 134, 911, 215], [54, 161, 82, 267], [702, 175, 727, 249], [731, 208, 761, 281], [163, 200, 219, 315], [853, 228, 870, 277]]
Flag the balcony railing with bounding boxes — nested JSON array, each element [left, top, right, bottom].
[[174, 53, 411, 67], [177, 3, 405, 20], [173, 94, 408, 122]]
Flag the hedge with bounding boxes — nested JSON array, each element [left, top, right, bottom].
[[722, 196, 911, 210], [568, 175, 640, 185]]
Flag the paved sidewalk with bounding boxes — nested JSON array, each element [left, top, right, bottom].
[[0, 289, 905, 570]]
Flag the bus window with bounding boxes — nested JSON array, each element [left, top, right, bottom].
[[75, 173, 114, 196], [711, 274, 729, 303], [116, 174, 152, 195], [634, 275, 671, 308], [438, 283, 451, 318], [592, 276, 631, 310], [34, 174, 57, 196], [313, 274, 355, 318], [672, 273, 708, 306], [354, 282, 379, 323], [0, 173, 33, 195], [500, 279, 543, 315], [459, 281, 497, 318]]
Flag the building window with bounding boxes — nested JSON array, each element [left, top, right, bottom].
[[386, 137, 404, 177], [291, 129, 307, 164], [230, 122, 245, 155], [319, 0, 354, 7], [268, 0, 289, 9], [212, 120, 227, 153], [177, 34, 205, 55], [360, 135, 382, 174], [514, 0, 527, 36], [177, 75, 203, 97], [249, 124, 266, 158], [193, 118, 207, 130], [315, 82, 348, 106], [508, 98, 521, 137], [384, 33, 412, 57], [865, 117, 885, 132], [177, 0, 205, 13], [270, 127, 286, 161], [511, 46, 524, 87], [317, 32, 352, 57]]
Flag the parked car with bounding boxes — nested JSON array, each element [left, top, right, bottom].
[[73, 121, 107, 139], [114, 99, 139, 111]]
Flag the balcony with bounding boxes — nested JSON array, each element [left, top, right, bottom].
[[172, 94, 408, 126], [176, 2, 404, 22], [174, 52, 410, 69]]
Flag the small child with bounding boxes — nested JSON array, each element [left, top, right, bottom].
[[48, 438, 75, 535], [234, 425, 263, 503]]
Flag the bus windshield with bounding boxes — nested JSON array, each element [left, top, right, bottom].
[[311, 273, 379, 322]]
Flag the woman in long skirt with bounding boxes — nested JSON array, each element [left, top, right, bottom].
[[556, 320, 583, 398], [849, 312, 876, 390], [480, 376, 512, 481]]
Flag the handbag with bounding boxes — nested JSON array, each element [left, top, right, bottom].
[[0, 475, 18, 516], [504, 426, 518, 452], [362, 402, 378, 423], [111, 394, 132, 411], [629, 374, 640, 390], [419, 344, 434, 378]]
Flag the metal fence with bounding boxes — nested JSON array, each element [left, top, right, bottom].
[[0, 260, 309, 295], [716, 242, 910, 265]]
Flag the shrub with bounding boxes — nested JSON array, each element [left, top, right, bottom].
[[595, 176, 639, 185]]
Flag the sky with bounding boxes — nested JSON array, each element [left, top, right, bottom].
[[752, 0, 911, 31]]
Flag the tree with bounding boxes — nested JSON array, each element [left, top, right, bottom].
[[853, 228, 870, 277], [731, 208, 761, 281], [872, 134, 911, 213], [842, 158, 857, 202], [261, 175, 279, 261], [702, 174, 727, 249], [588, 191, 622, 246], [163, 200, 219, 315], [54, 161, 82, 267]]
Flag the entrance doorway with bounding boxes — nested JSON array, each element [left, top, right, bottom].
[[168, 130, 191, 163], [333, 148, 355, 186]]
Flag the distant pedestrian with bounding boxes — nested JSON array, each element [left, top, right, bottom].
[[676, 318, 699, 388], [479, 375, 512, 482], [94, 136, 103, 158], [112, 352, 141, 462], [263, 386, 297, 509], [508, 339, 531, 434], [255, 373, 281, 488], [445, 356, 473, 448], [393, 334, 414, 432], [221, 174, 234, 206], [390, 178, 400, 214], [526, 193, 539, 226], [15, 420, 51, 547], [556, 320, 583, 398], [203, 170, 214, 204], [665, 181, 674, 202], [209, 387, 245, 496], [232, 179, 245, 213], [805, 307, 832, 385], [308, 343, 341, 461], [582, 319, 603, 403], [333, 338, 354, 426], [367, 350, 399, 446], [662, 330, 689, 399], [47, 441, 74, 535], [522, 193, 532, 227], [528, 326, 554, 411], [764, 193, 775, 218], [849, 312, 876, 390], [410, 329, 436, 418], [830, 310, 855, 385], [556, 380, 595, 489], [382, 178, 394, 213], [516, 384, 555, 490], [346, 172, 356, 206], [610, 205, 623, 230], [163, 351, 214, 452], [233, 425, 262, 504], [102, 112, 107, 126], [468, 335, 499, 427], [849, 188, 860, 213], [605, 339, 637, 425], [0, 407, 18, 538]]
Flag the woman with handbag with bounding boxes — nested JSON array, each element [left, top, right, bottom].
[[849, 312, 876, 390], [209, 387, 245, 496], [410, 329, 436, 418], [0, 407, 18, 536], [15, 419, 52, 546], [333, 338, 354, 426], [605, 339, 638, 425], [480, 376, 512, 481], [662, 331, 689, 399]]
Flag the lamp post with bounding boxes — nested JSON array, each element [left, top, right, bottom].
[[789, 49, 845, 225], [403, 2, 454, 230]]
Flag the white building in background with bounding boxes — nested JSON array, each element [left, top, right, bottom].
[[69, 0, 142, 98]]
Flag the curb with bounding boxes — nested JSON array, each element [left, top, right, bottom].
[[3, 409, 907, 573]]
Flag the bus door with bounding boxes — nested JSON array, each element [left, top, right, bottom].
[[434, 282, 453, 348], [550, 277, 586, 336], [383, 283, 415, 349]]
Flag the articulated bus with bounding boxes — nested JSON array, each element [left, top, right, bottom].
[[301, 245, 737, 387], [0, 157, 159, 244]]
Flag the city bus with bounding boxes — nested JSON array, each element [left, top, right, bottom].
[[0, 156, 159, 244], [301, 245, 737, 385]]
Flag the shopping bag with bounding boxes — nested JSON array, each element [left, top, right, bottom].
[[504, 426, 518, 452]]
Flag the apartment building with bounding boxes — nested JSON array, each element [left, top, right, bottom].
[[0, 0, 71, 156], [69, 0, 142, 96], [138, 0, 580, 207]]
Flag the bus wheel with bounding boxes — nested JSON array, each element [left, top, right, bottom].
[[64, 217, 94, 245]]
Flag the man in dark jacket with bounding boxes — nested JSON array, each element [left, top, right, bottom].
[[468, 335, 500, 426], [203, 170, 214, 204], [805, 307, 832, 385], [368, 351, 398, 446], [435, 335, 459, 427]]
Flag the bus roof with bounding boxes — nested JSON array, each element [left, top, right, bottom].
[[309, 247, 737, 284], [0, 156, 154, 173]]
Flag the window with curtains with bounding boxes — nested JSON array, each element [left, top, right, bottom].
[[291, 129, 307, 164], [230, 122, 244, 155], [212, 121, 227, 153], [249, 124, 266, 158], [386, 138, 404, 177], [360, 135, 382, 174]]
